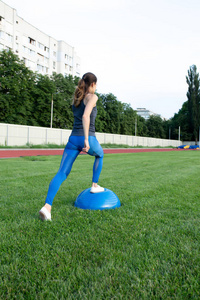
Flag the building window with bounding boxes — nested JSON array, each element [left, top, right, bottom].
[[30, 49, 35, 56], [44, 46, 49, 53], [37, 64, 44, 72], [53, 51, 56, 57], [6, 33, 13, 43], [44, 57, 49, 64], [23, 45, 35, 56], [0, 17, 5, 28], [69, 56, 73, 66], [23, 45, 27, 53], [65, 54, 68, 60], [38, 42, 44, 50], [23, 58, 29, 67], [37, 53, 44, 62], [0, 31, 4, 39], [16, 21, 18, 24], [23, 59, 35, 69], [28, 37, 36, 46], [53, 61, 56, 69]]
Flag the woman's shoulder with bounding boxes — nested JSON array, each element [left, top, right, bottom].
[[84, 93, 98, 105]]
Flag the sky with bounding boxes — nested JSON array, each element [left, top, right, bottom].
[[2, 0, 200, 119]]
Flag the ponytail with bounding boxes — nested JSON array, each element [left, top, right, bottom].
[[74, 79, 86, 107], [73, 72, 97, 107]]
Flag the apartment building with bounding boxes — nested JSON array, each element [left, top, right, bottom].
[[0, 0, 81, 77]]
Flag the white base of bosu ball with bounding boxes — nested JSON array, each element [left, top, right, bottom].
[[74, 188, 121, 210]]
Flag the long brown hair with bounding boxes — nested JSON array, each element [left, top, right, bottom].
[[73, 72, 97, 107]]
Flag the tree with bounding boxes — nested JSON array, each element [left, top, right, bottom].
[[0, 49, 36, 125], [4, 49, 200, 142], [146, 115, 166, 138], [186, 65, 200, 141], [95, 93, 107, 132], [169, 101, 191, 141], [31, 74, 56, 127], [120, 103, 137, 135], [0, 50, 78, 129], [137, 116, 148, 137], [101, 93, 123, 134], [50, 73, 76, 129]]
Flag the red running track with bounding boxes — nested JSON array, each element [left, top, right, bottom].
[[0, 148, 180, 158]]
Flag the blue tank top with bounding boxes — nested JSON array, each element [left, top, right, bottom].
[[71, 100, 97, 136]]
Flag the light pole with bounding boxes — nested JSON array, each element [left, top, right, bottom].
[[135, 117, 137, 136], [50, 94, 53, 128], [199, 126, 200, 148], [169, 127, 171, 140], [178, 126, 180, 141]]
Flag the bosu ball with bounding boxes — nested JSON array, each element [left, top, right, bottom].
[[74, 188, 121, 210]]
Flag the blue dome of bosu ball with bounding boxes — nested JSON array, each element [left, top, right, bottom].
[[74, 188, 121, 210]]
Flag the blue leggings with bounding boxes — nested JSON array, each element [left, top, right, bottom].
[[45, 136, 104, 206]]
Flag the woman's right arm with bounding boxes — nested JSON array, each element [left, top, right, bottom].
[[82, 94, 98, 152]]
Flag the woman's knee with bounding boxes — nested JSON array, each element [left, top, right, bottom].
[[93, 146, 104, 158], [99, 149, 104, 158]]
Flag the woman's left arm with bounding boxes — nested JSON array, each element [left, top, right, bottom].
[[82, 94, 98, 152]]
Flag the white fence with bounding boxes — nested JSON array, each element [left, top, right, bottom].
[[182, 141, 198, 146], [0, 123, 182, 147]]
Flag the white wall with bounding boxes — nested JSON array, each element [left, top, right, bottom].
[[182, 141, 198, 146], [0, 123, 182, 147]]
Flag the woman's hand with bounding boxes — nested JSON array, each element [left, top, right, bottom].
[[82, 139, 90, 153]]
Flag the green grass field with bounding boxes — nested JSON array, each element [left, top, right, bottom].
[[0, 151, 199, 299]]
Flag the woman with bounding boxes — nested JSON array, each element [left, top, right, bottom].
[[39, 72, 104, 221]]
